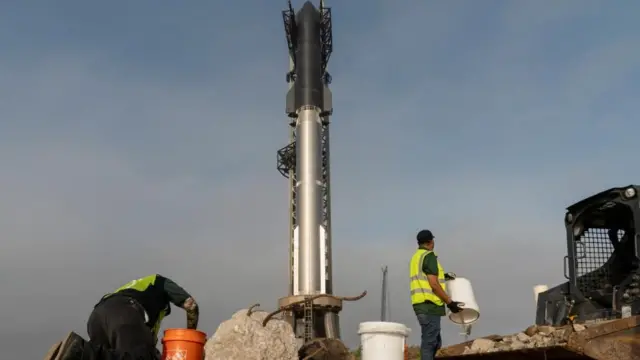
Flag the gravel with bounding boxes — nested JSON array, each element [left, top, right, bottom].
[[462, 324, 587, 355]]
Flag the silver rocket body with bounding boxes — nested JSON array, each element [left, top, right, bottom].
[[288, 0, 332, 298], [277, 0, 338, 340], [296, 107, 323, 295]]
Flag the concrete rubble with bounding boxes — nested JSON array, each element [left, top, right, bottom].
[[204, 308, 299, 360], [462, 324, 587, 355]]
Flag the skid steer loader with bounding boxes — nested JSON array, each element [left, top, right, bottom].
[[438, 185, 640, 360]]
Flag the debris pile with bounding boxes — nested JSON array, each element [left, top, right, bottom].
[[462, 324, 587, 355], [204, 307, 299, 360]]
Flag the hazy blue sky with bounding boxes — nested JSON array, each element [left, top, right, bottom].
[[1, 0, 640, 357]]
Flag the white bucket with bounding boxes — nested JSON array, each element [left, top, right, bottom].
[[446, 277, 480, 325], [358, 321, 411, 360], [533, 284, 548, 306]]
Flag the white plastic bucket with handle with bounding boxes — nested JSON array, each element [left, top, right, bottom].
[[446, 277, 480, 325], [358, 321, 411, 360]]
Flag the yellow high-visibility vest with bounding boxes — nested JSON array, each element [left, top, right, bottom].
[[409, 249, 446, 306], [103, 275, 170, 342]]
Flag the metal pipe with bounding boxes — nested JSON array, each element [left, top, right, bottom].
[[322, 120, 333, 294], [324, 312, 339, 339], [296, 107, 323, 294]]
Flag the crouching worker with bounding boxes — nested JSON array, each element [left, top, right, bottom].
[[45, 274, 200, 360]]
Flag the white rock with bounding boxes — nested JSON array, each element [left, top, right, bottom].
[[515, 332, 530, 343], [536, 326, 555, 335], [573, 324, 586, 332], [470, 338, 495, 352], [531, 335, 552, 347], [204, 309, 299, 360], [510, 340, 526, 350]]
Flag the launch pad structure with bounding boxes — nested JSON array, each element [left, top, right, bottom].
[[275, 0, 347, 343]]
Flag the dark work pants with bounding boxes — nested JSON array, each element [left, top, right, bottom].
[[84, 295, 158, 360], [417, 313, 442, 360]]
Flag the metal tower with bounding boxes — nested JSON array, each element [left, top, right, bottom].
[[276, 0, 339, 342], [381, 266, 389, 321]]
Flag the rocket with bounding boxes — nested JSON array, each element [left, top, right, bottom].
[[276, 0, 338, 341], [286, 0, 333, 298]]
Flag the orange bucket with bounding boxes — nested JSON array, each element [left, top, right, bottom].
[[161, 328, 207, 360]]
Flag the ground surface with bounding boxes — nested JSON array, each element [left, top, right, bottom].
[[350, 345, 421, 360]]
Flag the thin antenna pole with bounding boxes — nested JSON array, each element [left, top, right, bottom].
[[387, 271, 391, 320], [381, 266, 388, 321]]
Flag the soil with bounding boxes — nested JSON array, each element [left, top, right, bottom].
[[298, 338, 354, 360]]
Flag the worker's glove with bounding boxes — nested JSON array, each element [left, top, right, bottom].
[[444, 272, 457, 281], [447, 301, 465, 314]]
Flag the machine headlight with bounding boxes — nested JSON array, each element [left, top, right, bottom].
[[566, 213, 573, 223], [573, 224, 583, 237], [623, 187, 636, 199]]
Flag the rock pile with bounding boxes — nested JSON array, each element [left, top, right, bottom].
[[204, 308, 299, 360], [462, 324, 587, 355]]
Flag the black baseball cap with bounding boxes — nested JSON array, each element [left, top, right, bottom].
[[417, 229, 435, 243]]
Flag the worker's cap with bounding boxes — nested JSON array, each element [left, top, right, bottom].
[[417, 229, 435, 243]]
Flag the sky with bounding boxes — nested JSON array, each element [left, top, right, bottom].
[[1, 0, 640, 358]]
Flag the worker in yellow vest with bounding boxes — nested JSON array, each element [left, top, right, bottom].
[[410, 230, 464, 360], [44, 274, 200, 360]]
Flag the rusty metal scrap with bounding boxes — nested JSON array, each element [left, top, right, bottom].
[[245, 303, 260, 316], [262, 290, 367, 327]]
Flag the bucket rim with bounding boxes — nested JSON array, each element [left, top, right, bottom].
[[358, 321, 411, 336], [448, 309, 480, 325], [162, 328, 207, 344]]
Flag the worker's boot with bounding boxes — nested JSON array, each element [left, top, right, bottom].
[[44, 332, 85, 360]]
